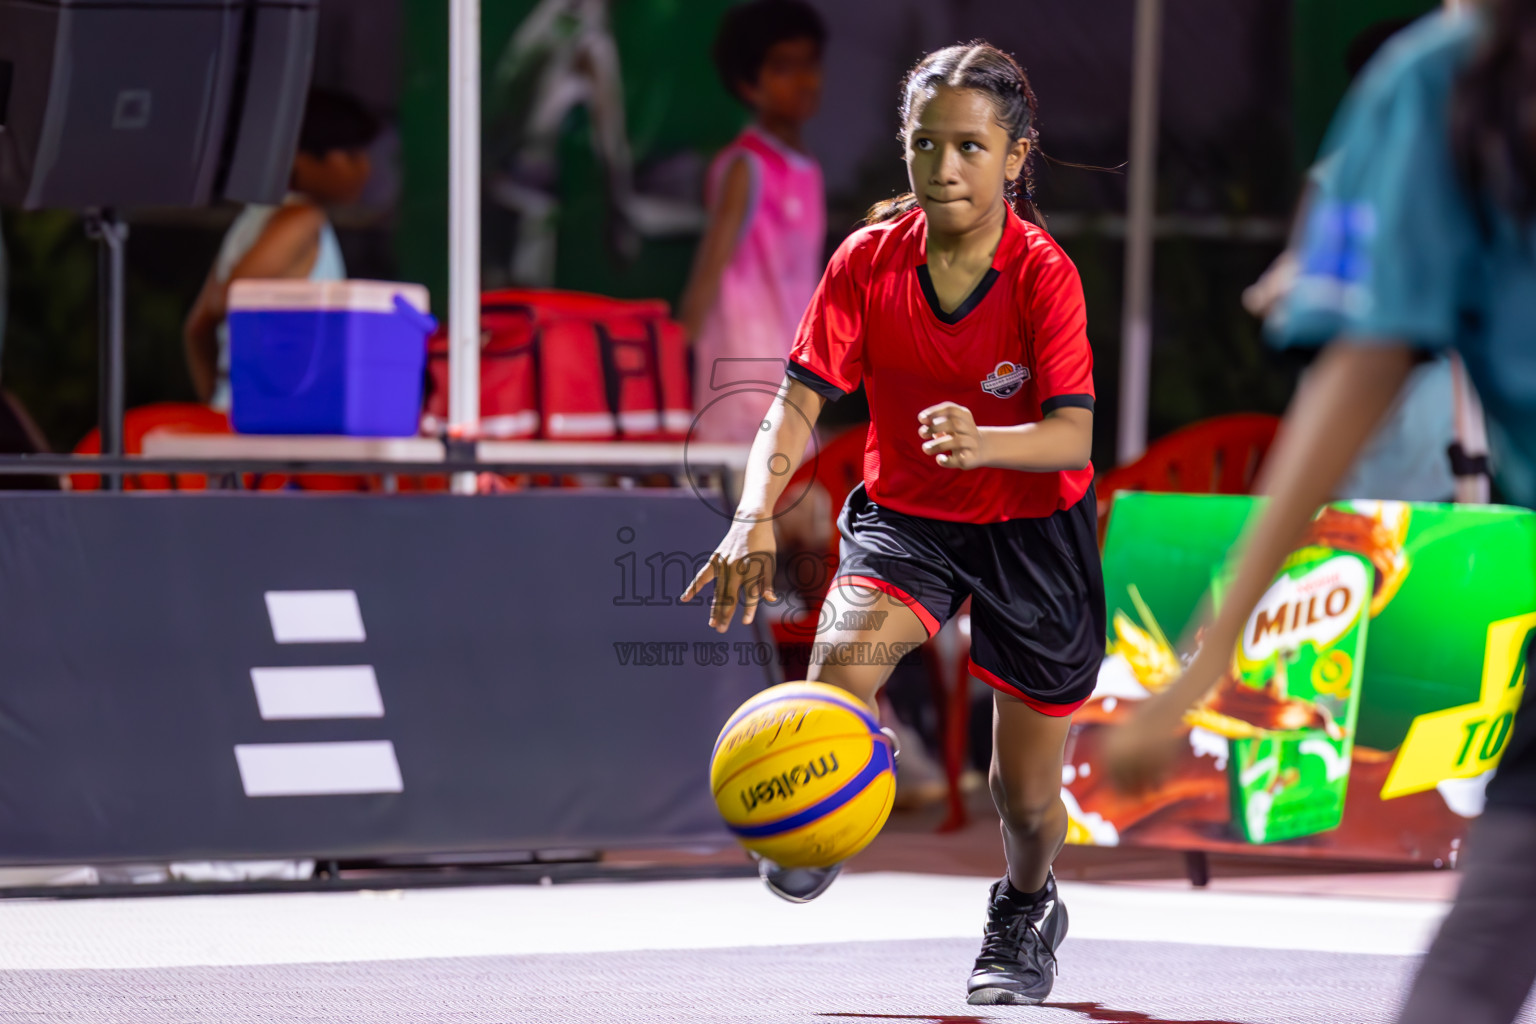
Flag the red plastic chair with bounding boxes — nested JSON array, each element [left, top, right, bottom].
[[769, 426, 869, 648], [73, 403, 398, 493], [72, 403, 234, 491], [1095, 413, 1280, 541]]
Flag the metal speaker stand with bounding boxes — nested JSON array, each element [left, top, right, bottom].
[[84, 209, 128, 491]]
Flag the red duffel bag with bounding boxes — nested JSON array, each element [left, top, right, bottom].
[[422, 289, 692, 441]]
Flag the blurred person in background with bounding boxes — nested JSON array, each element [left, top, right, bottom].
[[1244, 12, 1477, 505], [183, 89, 380, 411], [678, 0, 825, 445], [1105, 2, 1536, 1022]]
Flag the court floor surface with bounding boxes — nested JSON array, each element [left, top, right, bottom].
[[0, 871, 1528, 1023]]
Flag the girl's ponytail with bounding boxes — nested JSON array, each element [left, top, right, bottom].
[[864, 192, 921, 225]]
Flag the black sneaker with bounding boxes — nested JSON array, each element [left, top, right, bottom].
[[755, 854, 842, 903], [965, 872, 1068, 1005]]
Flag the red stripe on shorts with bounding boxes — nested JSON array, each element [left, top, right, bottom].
[[829, 574, 942, 638], [968, 659, 1089, 717]]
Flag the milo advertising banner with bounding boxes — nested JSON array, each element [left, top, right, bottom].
[[1065, 493, 1536, 864]]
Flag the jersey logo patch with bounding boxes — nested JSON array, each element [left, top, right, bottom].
[[981, 361, 1030, 399]]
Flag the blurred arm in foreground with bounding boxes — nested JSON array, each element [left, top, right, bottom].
[[1105, 0, 1493, 792], [1101, 342, 1416, 792]]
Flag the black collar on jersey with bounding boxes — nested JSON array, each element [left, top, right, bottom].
[[915, 264, 1001, 325]]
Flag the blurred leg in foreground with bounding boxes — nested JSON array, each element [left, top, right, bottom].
[[1396, 810, 1536, 1024]]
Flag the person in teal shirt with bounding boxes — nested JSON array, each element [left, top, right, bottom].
[[1105, 3, 1536, 1022], [1248, 15, 1467, 504], [1272, 5, 1535, 502]]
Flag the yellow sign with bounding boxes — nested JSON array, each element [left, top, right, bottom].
[[1381, 612, 1536, 799]]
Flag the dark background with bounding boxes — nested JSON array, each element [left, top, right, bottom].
[[0, 0, 1437, 467]]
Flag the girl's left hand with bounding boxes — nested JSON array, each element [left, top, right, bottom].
[[918, 402, 988, 470]]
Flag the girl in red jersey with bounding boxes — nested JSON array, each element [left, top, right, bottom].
[[683, 41, 1099, 1006]]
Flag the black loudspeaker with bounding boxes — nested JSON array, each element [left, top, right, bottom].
[[220, 1, 320, 204], [0, 0, 317, 210]]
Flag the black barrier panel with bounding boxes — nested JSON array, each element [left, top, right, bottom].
[[0, 492, 764, 865]]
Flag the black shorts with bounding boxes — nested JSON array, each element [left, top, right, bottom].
[[830, 483, 1106, 715]]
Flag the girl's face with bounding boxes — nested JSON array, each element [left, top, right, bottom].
[[905, 84, 1029, 236]]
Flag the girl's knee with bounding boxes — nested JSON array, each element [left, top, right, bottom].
[[989, 770, 1060, 838]]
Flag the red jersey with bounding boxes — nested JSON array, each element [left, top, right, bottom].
[[788, 206, 1095, 523]]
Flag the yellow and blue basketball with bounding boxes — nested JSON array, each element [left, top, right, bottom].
[[710, 681, 896, 869]]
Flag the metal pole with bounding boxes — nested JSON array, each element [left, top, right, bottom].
[[88, 210, 128, 491], [1117, 0, 1164, 464], [449, 0, 482, 494]]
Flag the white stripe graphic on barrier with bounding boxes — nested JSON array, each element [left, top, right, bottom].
[[234, 742, 404, 797], [264, 591, 366, 644], [250, 666, 384, 720], [243, 592, 403, 794]]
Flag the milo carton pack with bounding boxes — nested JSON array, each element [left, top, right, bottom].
[[1216, 542, 1375, 844]]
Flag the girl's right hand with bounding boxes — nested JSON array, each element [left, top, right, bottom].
[[682, 519, 779, 633]]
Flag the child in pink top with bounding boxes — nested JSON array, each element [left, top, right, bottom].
[[680, 0, 826, 444]]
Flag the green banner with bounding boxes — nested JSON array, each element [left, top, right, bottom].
[[1065, 493, 1536, 864]]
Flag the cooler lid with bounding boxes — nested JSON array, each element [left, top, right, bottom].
[[229, 279, 431, 315]]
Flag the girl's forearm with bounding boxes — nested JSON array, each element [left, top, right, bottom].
[[978, 409, 1092, 472], [733, 378, 827, 521]]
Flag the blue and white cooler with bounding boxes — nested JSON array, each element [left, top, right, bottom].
[[227, 280, 436, 436]]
